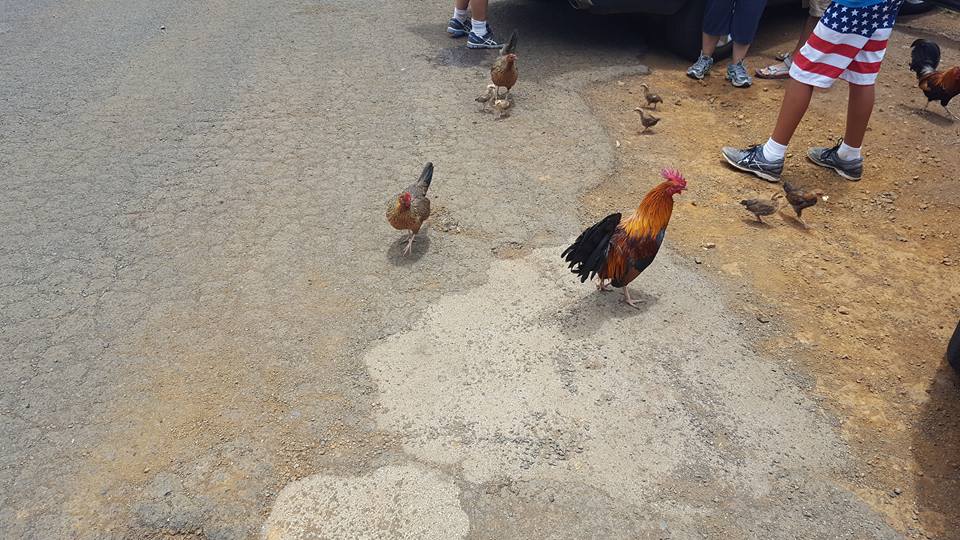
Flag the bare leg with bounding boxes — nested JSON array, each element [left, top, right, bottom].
[[403, 232, 415, 255], [455, 0, 469, 9], [770, 79, 815, 146], [622, 287, 641, 309], [843, 82, 875, 148], [469, 0, 487, 21], [701, 33, 722, 57], [732, 41, 751, 64]]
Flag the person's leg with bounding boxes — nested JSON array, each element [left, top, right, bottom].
[[770, 79, 815, 145], [448, 0, 471, 37], [756, 16, 817, 78], [732, 42, 750, 64], [467, 0, 502, 48], [469, 0, 486, 22], [701, 0, 734, 57], [726, 0, 766, 87], [842, 82, 874, 150]]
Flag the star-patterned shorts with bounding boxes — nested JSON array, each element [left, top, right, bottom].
[[790, 0, 903, 88]]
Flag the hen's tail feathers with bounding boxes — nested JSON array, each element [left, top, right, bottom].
[[910, 39, 940, 77], [417, 162, 434, 190], [561, 213, 621, 283], [501, 30, 518, 56]]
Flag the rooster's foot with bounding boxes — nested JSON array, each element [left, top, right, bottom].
[[622, 288, 642, 310], [595, 279, 612, 291]]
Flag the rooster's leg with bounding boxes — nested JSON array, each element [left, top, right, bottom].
[[595, 278, 612, 291], [402, 233, 415, 255], [622, 287, 641, 310], [944, 105, 959, 121]]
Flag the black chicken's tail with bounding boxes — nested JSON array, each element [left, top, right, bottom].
[[417, 162, 434, 191], [501, 30, 518, 56], [561, 213, 621, 283], [910, 38, 940, 78]]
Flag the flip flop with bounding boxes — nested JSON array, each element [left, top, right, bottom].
[[775, 51, 790, 61], [756, 62, 791, 79]]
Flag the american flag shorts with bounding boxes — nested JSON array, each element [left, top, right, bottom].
[[789, 0, 903, 88]]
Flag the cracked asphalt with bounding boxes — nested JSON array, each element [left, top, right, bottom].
[[2, 0, 904, 538]]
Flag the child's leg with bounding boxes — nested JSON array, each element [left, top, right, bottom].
[[455, 0, 469, 9], [469, 0, 487, 21], [770, 79, 815, 146], [701, 0, 734, 56], [843, 82, 875, 149]]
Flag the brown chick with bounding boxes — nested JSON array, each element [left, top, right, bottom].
[[640, 83, 663, 110], [493, 97, 512, 120], [387, 162, 433, 255], [782, 181, 824, 228], [476, 84, 496, 111], [634, 107, 660, 133], [740, 193, 783, 223], [490, 31, 518, 99]]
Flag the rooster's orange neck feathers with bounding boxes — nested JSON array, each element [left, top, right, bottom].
[[623, 181, 675, 238]]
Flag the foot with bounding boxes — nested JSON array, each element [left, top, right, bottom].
[[686, 53, 714, 80], [446, 17, 472, 38], [755, 60, 791, 80], [402, 234, 415, 255], [807, 140, 863, 181], [467, 28, 501, 49], [721, 144, 784, 183], [596, 278, 612, 291], [944, 105, 959, 121], [622, 288, 641, 310], [726, 61, 753, 88]]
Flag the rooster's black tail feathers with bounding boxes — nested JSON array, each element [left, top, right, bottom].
[[561, 213, 621, 283], [910, 39, 940, 77]]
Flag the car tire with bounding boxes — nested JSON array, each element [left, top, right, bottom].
[[900, 0, 936, 15], [666, 0, 733, 61]]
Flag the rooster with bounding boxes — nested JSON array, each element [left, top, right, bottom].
[[386, 162, 433, 255], [491, 30, 518, 99], [562, 169, 687, 308], [909, 39, 960, 120]]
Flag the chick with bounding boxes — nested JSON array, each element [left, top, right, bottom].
[[476, 84, 497, 111], [493, 97, 513, 120], [740, 193, 783, 223], [634, 107, 660, 133], [783, 181, 826, 228], [640, 83, 663, 110]]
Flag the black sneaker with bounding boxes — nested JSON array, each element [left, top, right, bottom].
[[807, 139, 863, 181], [447, 18, 471, 38], [721, 144, 784, 183], [467, 28, 501, 49]]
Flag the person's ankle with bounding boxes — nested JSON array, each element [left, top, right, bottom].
[[837, 141, 861, 161]]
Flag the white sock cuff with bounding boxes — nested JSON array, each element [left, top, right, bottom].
[[837, 142, 861, 161], [471, 19, 487, 36], [762, 138, 788, 161], [453, 8, 468, 20]]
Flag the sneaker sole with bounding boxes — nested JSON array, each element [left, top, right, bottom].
[[467, 42, 502, 49], [806, 154, 861, 181], [725, 74, 752, 87], [722, 152, 781, 183], [447, 28, 468, 37], [686, 71, 708, 80]]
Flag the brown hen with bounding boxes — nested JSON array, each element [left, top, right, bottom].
[[386, 163, 433, 255]]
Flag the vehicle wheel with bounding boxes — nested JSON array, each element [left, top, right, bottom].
[[900, 0, 936, 15], [666, 0, 733, 61]]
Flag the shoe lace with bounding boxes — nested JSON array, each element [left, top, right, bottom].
[[692, 55, 711, 71], [730, 62, 748, 80]]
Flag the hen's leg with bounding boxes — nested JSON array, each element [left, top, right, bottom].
[[622, 287, 641, 309], [756, 215, 764, 223], [402, 232, 415, 255]]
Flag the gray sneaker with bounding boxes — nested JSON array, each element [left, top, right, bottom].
[[726, 61, 752, 87], [687, 53, 714, 80], [721, 144, 784, 183], [807, 140, 863, 181]]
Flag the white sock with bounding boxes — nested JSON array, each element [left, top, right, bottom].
[[762, 138, 788, 161], [471, 19, 487, 37], [837, 141, 861, 161], [453, 8, 468, 21]]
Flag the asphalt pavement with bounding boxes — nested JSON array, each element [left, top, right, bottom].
[[1, 1, 901, 538]]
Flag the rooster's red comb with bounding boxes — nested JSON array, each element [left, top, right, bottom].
[[660, 168, 687, 187]]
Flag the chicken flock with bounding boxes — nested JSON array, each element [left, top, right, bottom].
[[386, 33, 955, 309]]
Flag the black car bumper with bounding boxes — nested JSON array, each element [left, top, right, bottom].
[[567, 0, 687, 16]]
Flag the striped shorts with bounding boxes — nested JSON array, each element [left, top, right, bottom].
[[789, 0, 902, 88]]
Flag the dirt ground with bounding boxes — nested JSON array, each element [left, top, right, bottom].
[[584, 7, 960, 539]]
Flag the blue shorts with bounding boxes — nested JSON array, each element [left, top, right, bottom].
[[703, 0, 768, 45]]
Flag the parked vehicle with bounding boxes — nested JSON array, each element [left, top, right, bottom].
[[949, 319, 960, 374], [567, 0, 938, 60]]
